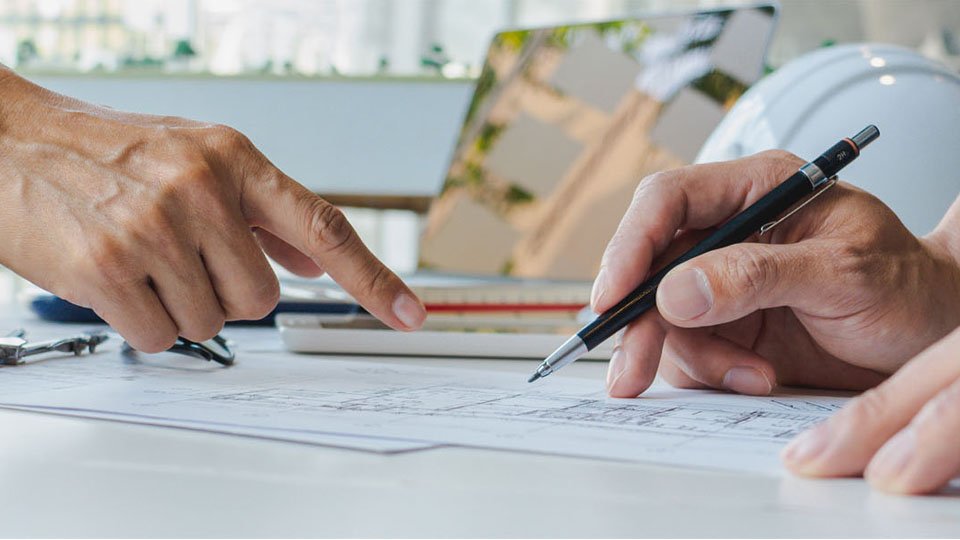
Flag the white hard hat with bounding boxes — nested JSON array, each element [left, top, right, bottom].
[[697, 43, 960, 235]]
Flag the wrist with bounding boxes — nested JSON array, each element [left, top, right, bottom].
[[0, 67, 41, 124], [918, 231, 960, 338], [926, 196, 960, 267], [0, 68, 82, 269]]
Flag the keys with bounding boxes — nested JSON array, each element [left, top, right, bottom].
[[0, 329, 109, 366]]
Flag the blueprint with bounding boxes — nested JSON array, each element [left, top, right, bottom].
[[0, 348, 847, 473]]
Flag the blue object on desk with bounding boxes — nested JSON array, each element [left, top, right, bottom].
[[30, 294, 363, 326]]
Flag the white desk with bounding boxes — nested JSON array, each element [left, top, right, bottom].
[[1, 320, 958, 538]]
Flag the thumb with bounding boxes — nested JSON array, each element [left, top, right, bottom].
[[656, 242, 825, 327]]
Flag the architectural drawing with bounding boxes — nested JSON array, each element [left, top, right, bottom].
[[0, 350, 847, 473]]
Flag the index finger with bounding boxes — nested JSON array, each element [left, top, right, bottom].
[[243, 169, 425, 332], [592, 150, 803, 313], [782, 327, 960, 480]]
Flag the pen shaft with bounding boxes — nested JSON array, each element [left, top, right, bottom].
[[578, 170, 813, 349]]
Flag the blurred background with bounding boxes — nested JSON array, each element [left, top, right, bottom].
[[5, 0, 960, 76], [2, 0, 960, 297]]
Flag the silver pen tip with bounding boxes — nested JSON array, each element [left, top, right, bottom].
[[525, 336, 588, 383]]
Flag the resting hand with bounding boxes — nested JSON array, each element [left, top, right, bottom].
[[0, 68, 425, 351], [592, 150, 960, 397], [783, 326, 960, 494]]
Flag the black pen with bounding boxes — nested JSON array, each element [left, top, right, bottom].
[[528, 125, 880, 383]]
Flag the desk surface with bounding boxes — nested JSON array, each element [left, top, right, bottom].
[[1, 321, 958, 538]]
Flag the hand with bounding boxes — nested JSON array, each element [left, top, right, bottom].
[[782, 326, 960, 495], [0, 69, 425, 351], [592, 150, 960, 397]]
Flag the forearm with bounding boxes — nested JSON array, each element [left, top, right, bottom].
[[0, 65, 137, 150]]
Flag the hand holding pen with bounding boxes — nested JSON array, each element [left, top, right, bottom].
[[532, 126, 960, 398]]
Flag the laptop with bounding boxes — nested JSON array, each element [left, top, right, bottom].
[[278, 5, 779, 357], [420, 4, 778, 281]]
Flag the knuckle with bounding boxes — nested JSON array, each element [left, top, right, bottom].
[[304, 198, 353, 254], [132, 329, 179, 354], [830, 241, 885, 290], [207, 124, 249, 151], [364, 264, 392, 295], [261, 277, 283, 308], [229, 278, 281, 320], [751, 150, 805, 186], [662, 370, 700, 389], [151, 162, 226, 225], [658, 355, 700, 390], [914, 383, 960, 433], [87, 238, 135, 286], [840, 387, 889, 428], [144, 164, 218, 224], [164, 162, 219, 197], [635, 171, 672, 199], [757, 149, 803, 168], [143, 124, 176, 147], [350, 263, 393, 303], [181, 314, 225, 343], [757, 148, 796, 162], [140, 198, 177, 232], [135, 209, 183, 258], [721, 246, 774, 300]]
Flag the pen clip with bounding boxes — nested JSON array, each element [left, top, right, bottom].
[[759, 177, 838, 236]]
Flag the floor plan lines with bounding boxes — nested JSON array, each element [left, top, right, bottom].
[[0, 353, 849, 473]]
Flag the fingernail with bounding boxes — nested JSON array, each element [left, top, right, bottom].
[[722, 367, 772, 395], [781, 422, 830, 465], [392, 293, 426, 330], [658, 268, 712, 321], [606, 347, 626, 392], [866, 427, 916, 482], [591, 268, 609, 308]]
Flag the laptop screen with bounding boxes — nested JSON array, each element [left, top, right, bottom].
[[420, 5, 777, 280]]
